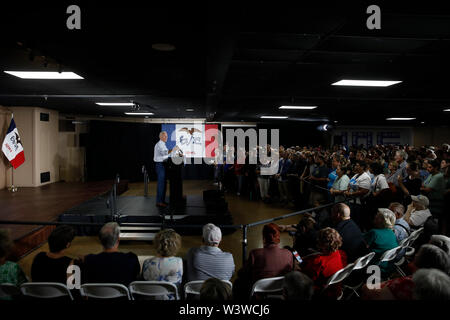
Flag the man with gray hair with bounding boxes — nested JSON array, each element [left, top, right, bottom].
[[185, 223, 235, 281], [413, 268, 450, 300], [154, 131, 179, 207], [83, 222, 140, 286], [389, 202, 410, 243], [387, 150, 408, 186]]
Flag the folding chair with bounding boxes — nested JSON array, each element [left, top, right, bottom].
[[323, 263, 355, 300], [80, 283, 131, 300], [342, 252, 375, 299], [184, 280, 233, 300], [129, 281, 179, 300], [250, 276, 284, 299], [20, 282, 74, 300]]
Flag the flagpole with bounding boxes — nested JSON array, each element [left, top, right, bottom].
[[8, 112, 18, 193]]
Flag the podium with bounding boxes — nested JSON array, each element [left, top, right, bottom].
[[166, 157, 185, 206]]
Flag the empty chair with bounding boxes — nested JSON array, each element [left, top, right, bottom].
[[0, 283, 21, 300], [20, 282, 73, 300], [184, 280, 232, 300], [80, 283, 131, 300], [129, 281, 178, 300], [323, 263, 356, 300], [250, 276, 284, 298]]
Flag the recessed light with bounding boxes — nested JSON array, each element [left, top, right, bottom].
[[421, 121, 425, 124], [386, 117, 416, 120], [124, 112, 154, 116], [260, 116, 289, 119], [185, 108, 194, 112], [4, 71, 84, 79], [332, 79, 402, 87], [279, 106, 317, 110], [96, 102, 134, 106]]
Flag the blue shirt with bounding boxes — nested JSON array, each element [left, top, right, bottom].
[[327, 169, 337, 189]]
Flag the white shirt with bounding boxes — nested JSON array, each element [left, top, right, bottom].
[[372, 174, 389, 193], [409, 208, 432, 227], [349, 172, 371, 204], [154, 140, 169, 162]]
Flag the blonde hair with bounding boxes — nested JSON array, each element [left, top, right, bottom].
[[377, 208, 396, 229], [154, 229, 181, 257]]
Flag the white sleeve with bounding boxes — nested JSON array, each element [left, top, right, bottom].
[[357, 175, 371, 190], [378, 176, 389, 190], [338, 175, 350, 190]]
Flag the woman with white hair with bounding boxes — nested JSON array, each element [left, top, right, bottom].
[[363, 208, 398, 262]]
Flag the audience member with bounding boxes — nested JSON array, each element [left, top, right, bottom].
[[31, 225, 76, 284], [82, 222, 139, 286], [300, 227, 347, 298], [421, 159, 446, 218], [199, 278, 232, 301], [0, 229, 27, 292], [429, 234, 450, 255], [185, 223, 235, 281], [142, 229, 183, 299], [389, 202, 410, 243], [330, 203, 367, 262], [282, 271, 314, 300], [403, 195, 432, 228], [412, 269, 450, 300]]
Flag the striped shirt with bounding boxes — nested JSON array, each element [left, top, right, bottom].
[[185, 246, 235, 281]]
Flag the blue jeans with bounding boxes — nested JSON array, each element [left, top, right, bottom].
[[155, 162, 166, 203]]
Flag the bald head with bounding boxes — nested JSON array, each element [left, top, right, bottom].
[[332, 203, 351, 222]]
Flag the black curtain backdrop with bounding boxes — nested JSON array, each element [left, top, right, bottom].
[[86, 121, 214, 182]]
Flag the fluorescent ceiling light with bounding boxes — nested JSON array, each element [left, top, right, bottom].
[[386, 117, 416, 120], [4, 71, 83, 79], [444, 109, 450, 112], [96, 102, 134, 106], [260, 116, 288, 119], [279, 106, 317, 110], [125, 112, 154, 115], [185, 108, 195, 112], [332, 79, 402, 87]]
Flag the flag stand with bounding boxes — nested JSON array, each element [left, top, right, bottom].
[[8, 167, 17, 193]]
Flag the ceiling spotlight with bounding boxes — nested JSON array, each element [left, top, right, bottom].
[[260, 116, 289, 119], [96, 102, 135, 106], [317, 124, 332, 131], [152, 43, 176, 51], [4, 71, 83, 79]]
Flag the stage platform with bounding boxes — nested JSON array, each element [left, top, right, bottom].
[[58, 194, 234, 240], [0, 180, 129, 259]]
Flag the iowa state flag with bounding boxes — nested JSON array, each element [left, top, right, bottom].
[[2, 118, 25, 169]]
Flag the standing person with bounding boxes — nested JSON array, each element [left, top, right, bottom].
[[344, 160, 371, 230], [397, 162, 422, 206], [387, 150, 408, 187], [154, 131, 178, 207], [330, 164, 350, 203], [421, 159, 446, 220]]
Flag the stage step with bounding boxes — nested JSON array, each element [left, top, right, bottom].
[[120, 226, 161, 231], [119, 232, 156, 241]]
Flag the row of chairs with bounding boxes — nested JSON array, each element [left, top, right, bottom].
[[0, 280, 233, 301]]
